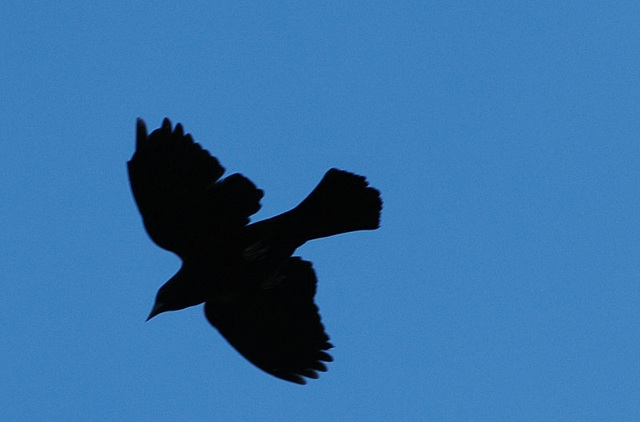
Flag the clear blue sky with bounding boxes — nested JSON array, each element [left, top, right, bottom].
[[1, 2, 638, 420]]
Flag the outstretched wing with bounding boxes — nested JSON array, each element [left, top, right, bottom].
[[204, 258, 333, 384], [127, 118, 263, 257]]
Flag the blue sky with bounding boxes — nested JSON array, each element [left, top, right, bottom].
[[1, 1, 638, 420]]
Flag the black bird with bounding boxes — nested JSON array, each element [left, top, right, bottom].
[[128, 118, 382, 384]]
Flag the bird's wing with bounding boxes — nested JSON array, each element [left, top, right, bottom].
[[204, 258, 333, 384], [127, 118, 263, 256]]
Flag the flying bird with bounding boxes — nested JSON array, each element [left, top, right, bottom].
[[128, 118, 382, 384]]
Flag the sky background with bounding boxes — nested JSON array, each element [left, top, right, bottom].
[[1, 1, 639, 420]]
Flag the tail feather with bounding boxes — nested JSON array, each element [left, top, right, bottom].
[[293, 168, 382, 241], [240, 169, 381, 265]]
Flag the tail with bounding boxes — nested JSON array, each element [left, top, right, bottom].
[[240, 169, 381, 266], [292, 168, 382, 242]]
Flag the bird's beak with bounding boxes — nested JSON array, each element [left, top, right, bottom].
[[146, 302, 164, 321]]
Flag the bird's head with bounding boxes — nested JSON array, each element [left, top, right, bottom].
[[146, 295, 169, 321], [146, 283, 179, 321], [146, 267, 207, 321]]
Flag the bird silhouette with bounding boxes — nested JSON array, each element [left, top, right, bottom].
[[128, 118, 382, 384]]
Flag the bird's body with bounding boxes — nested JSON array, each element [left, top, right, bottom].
[[128, 118, 381, 384]]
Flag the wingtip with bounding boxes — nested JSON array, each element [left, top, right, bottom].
[[174, 123, 184, 138], [291, 375, 307, 385], [136, 118, 147, 150]]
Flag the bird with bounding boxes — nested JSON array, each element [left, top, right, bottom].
[[128, 118, 382, 384]]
